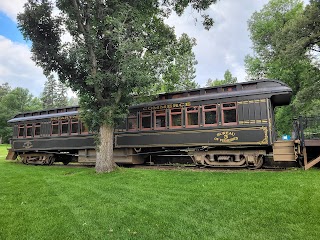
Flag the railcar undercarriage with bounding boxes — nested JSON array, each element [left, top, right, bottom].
[[9, 145, 300, 170], [20, 153, 55, 165], [187, 149, 265, 168]]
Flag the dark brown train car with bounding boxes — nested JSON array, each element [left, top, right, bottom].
[[6, 106, 143, 165], [114, 79, 293, 167], [7, 106, 93, 164], [7, 79, 294, 168]]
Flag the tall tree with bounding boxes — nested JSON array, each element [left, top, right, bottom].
[[0, 83, 11, 100], [245, 0, 320, 134], [41, 74, 70, 108], [206, 69, 237, 87], [41, 74, 57, 109], [56, 80, 68, 107], [68, 96, 79, 106], [18, 0, 218, 173], [160, 34, 199, 92]]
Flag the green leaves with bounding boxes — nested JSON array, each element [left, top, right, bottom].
[[206, 69, 237, 87], [246, 0, 320, 134], [0, 84, 42, 143]]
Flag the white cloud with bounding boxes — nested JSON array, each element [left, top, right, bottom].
[[0, 0, 26, 22], [0, 0, 312, 96], [0, 35, 46, 96], [166, 0, 270, 86]]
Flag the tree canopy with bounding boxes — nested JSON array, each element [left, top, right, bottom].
[[206, 69, 237, 87], [41, 74, 69, 109], [245, 0, 320, 135], [0, 84, 42, 143], [18, 0, 218, 172]]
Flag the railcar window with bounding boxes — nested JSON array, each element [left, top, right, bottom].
[[141, 111, 151, 130], [34, 123, 41, 137], [203, 105, 217, 125], [51, 120, 59, 135], [186, 107, 199, 127], [71, 119, 79, 134], [170, 108, 182, 128], [128, 114, 137, 131], [155, 110, 166, 129], [61, 119, 69, 135], [172, 94, 182, 99], [18, 125, 25, 138], [222, 102, 237, 125], [223, 87, 236, 92], [26, 124, 33, 138]]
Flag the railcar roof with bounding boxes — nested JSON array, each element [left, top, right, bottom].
[[132, 79, 292, 109], [8, 111, 78, 123], [8, 79, 291, 123], [157, 79, 288, 97]]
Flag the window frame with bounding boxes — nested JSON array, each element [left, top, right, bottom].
[[221, 102, 237, 125], [202, 104, 218, 127], [70, 118, 79, 135], [25, 123, 33, 138], [18, 124, 25, 138], [140, 111, 152, 130], [169, 108, 183, 129], [34, 123, 41, 137], [51, 120, 59, 136], [185, 106, 199, 128], [154, 110, 167, 130], [60, 119, 69, 135], [127, 114, 138, 132]]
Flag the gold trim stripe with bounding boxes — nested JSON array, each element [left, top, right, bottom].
[[116, 126, 269, 137], [238, 99, 267, 104]]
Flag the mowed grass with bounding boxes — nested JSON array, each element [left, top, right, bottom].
[[1, 144, 320, 239]]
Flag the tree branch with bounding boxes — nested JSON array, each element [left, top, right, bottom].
[[71, 0, 104, 104]]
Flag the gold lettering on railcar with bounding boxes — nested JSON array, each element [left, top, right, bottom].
[[142, 102, 191, 111], [51, 116, 78, 121], [214, 131, 239, 143], [23, 141, 33, 149]]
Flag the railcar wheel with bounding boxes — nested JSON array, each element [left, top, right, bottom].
[[21, 156, 27, 164], [248, 155, 264, 170], [48, 156, 55, 165]]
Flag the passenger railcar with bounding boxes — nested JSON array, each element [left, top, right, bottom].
[[6, 79, 298, 168]]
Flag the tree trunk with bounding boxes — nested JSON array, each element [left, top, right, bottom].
[[95, 124, 116, 173]]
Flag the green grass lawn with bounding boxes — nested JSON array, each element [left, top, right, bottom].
[[1, 144, 320, 239]]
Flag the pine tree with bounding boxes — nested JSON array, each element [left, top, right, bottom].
[[55, 81, 68, 107], [41, 75, 57, 109]]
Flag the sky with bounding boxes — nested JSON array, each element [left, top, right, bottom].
[[0, 0, 295, 96]]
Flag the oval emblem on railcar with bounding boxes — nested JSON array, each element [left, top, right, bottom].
[[23, 141, 33, 149], [214, 131, 239, 143]]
